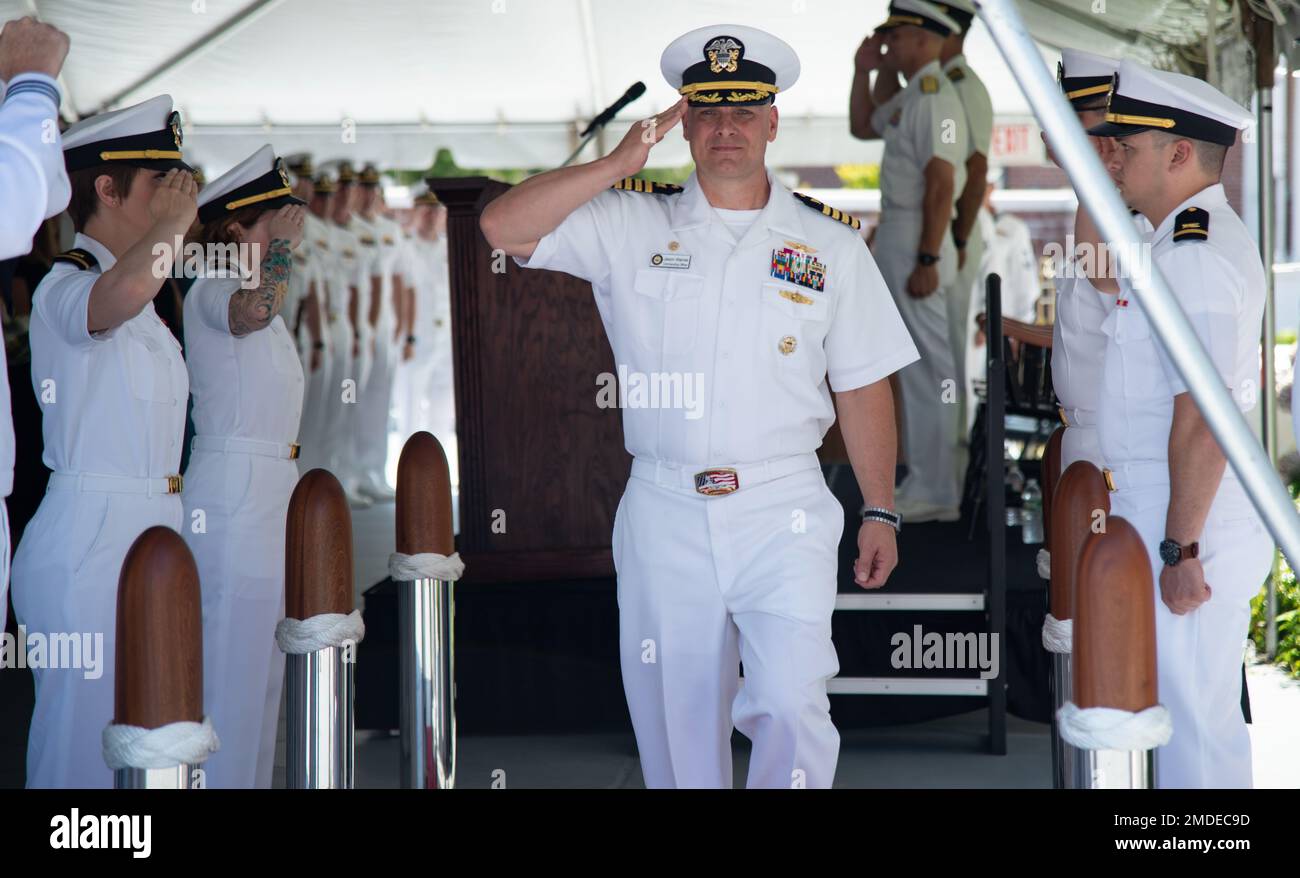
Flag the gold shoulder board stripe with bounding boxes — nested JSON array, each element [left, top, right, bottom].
[[792, 192, 861, 230], [53, 248, 97, 270], [947, 67, 966, 82], [612, 178, 684, 195], [1172, 207, 1208, 242]]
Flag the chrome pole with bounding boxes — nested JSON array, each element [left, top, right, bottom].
[[1049, 652, 1082, 789], [285, 645, 354, 789], [115, 765, 195, 789], [1258, 83, 1280, 659], [399, 577, 456, 789], [975, 0, 1300, 574], [1084, 749, 1154, 790]]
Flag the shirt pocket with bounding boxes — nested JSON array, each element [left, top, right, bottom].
[[760, 282, 829, 380], [1101, 305, 1163, 401], [631, 269, 705, 356], [125, 327, 179, 404]]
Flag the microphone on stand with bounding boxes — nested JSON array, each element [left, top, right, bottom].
[[562, 81, 647, 167]]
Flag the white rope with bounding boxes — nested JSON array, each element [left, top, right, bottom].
[[389, 551, 464, 583], [1041, 613, 1073, 654], [103, 716, 220, 770], [276, 609, 365, 655], [1036, 548, 1050, 580], [1056, 702, 1172, 751]]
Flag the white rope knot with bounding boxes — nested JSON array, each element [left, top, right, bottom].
[[389, 551, 464, 583], [102, 716, 220, 770], [1041, 613, 1073, 654], [276, 609, 365, 655], [1056, 702, 1172, 751], [1037, 548, 1051, 580]]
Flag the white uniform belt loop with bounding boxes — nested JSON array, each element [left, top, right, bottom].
[[192, 435, 301, 460], [47, 472, 183, 496], [1100, 460, 1168, 493], [1058, 405, 1097, 427], [630, 452, 820, 495]]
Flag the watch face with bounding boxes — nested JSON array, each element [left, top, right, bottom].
[[1159, 540, 1180, 566]]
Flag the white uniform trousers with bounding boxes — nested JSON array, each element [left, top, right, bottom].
[[12, 485, 183, 788], [949, 222, 984, 441], [392, 341, 437, 439], [1110, 471, 1272, 788], [342, 323, 375, 486], [183, 445, 298, 788], [296, 337, 331, 474], [613, 458, 842, 789], [874, 213, 962, 510], [323, 316, 357, 479], [0, 501, 10, 637], [357, 317, 397, 483], [1059, 418, 1101, 471]]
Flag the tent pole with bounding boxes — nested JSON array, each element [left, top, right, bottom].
[[973, 0, 1300, 583], [1242, 3, 1280, 659]]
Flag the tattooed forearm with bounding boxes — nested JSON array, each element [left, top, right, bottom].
[[227, 238, 292, 337]]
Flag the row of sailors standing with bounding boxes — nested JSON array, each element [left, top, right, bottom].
[[0, 66, 451, 786]]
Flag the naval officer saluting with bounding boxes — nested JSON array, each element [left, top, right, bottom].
[[482, 24, 917, 789], [1087, 61, 1270, 788], [0, 16, 71, 637], [11, 95, 194, 788], [849, 0, 968, 522]]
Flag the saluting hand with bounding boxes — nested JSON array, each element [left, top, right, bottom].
[[1160, 560, 1212, 615], [267, 204, 306, 250], [854, 521, 898, 590], [0, 17, 70, 81], [608, 98, 687, 179], [148, 168, 198, 228], [854, 33, 883, 75]]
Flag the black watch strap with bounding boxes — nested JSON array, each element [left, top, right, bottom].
[[862, 507, 902, 532], [917, 252, 939, 267]]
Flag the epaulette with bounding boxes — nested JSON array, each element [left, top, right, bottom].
[[1172, 206, 1208, 242], [612, 178, 684, 195], [946, 67, 966, 83], [792, 192, 861, 230], [359, 234, 377, 246], [382, 235, 395, 245], [53, 248, 98, 271], [920, 75, 939, 94]]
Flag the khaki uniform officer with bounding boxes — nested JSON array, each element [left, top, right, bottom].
[[482, 24, 917, 788], [850, 0, 968, 522], [12, 95, 194, 788], [1088, 61, 1269, 788]]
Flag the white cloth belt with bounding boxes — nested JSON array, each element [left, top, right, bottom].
[[630, 453, 820, 495], [192, 435, 300, 460], [1056, 702, 1173, 751], [102, 716, 220, 770], [1102, 460, 1168, 492], [1041, 612, 1073, 654], [47, 471, 182, 497], [389, 551, 464, 582], [1058, 406, 1097, 427], [276, 609, 365, 655], [1036, 548, 1051, 580]]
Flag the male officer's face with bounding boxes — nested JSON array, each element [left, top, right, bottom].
[[683, 104, 778, 180], [881, 26, 935, 75], [1105, 129, 1169, 211], [332, 183, 355, 222]]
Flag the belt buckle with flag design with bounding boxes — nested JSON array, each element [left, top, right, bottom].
[[694, 468, 740, 496]]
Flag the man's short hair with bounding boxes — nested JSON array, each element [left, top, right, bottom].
[[1150, 130, 1227, 175], [67, 164, 141, 231]]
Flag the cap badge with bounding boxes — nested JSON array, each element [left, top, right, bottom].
[[168, 111, 183, 148], [705, 37, 743, 74], [277, 159, 290, 188]]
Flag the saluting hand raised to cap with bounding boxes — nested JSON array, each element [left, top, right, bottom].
[[148, 168, 199, 228], [0, 17, 70, 81], [267, 204, 306, 250], [854, 33, 884, 75], [608, 98, 688, 179]]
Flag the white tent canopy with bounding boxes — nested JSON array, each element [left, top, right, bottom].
[[1, 0, 1289, 175]]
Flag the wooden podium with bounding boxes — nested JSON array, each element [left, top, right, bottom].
[[430, 177, 629, 584]]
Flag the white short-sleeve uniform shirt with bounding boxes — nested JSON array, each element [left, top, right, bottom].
[[871, 59, 968, 215], [517, 170, 919, 466]]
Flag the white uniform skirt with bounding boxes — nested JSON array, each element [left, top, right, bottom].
[[182, 448, 298, 788]]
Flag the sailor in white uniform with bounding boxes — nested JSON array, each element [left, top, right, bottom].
[[182, 146, 306, 788], [393, 190, 451, 441], [932, 0, 992, 444], [850, 0, 968, 522], [350, 165, 400, 500], [1049, 49, 1153, 470], [0, 16, 71, 635], [482, 24, 917, 788], [301, 172, 344, 476], [284, 155, 329, 474], [1088, 61, 1271, 788], [12, 95, 194, 788]]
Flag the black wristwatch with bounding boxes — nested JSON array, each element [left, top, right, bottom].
[[917, 252, 939, 267], [952, 221, 966, 250], [406, 334, 417, 345], [1159, 539, 1199, 567]]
